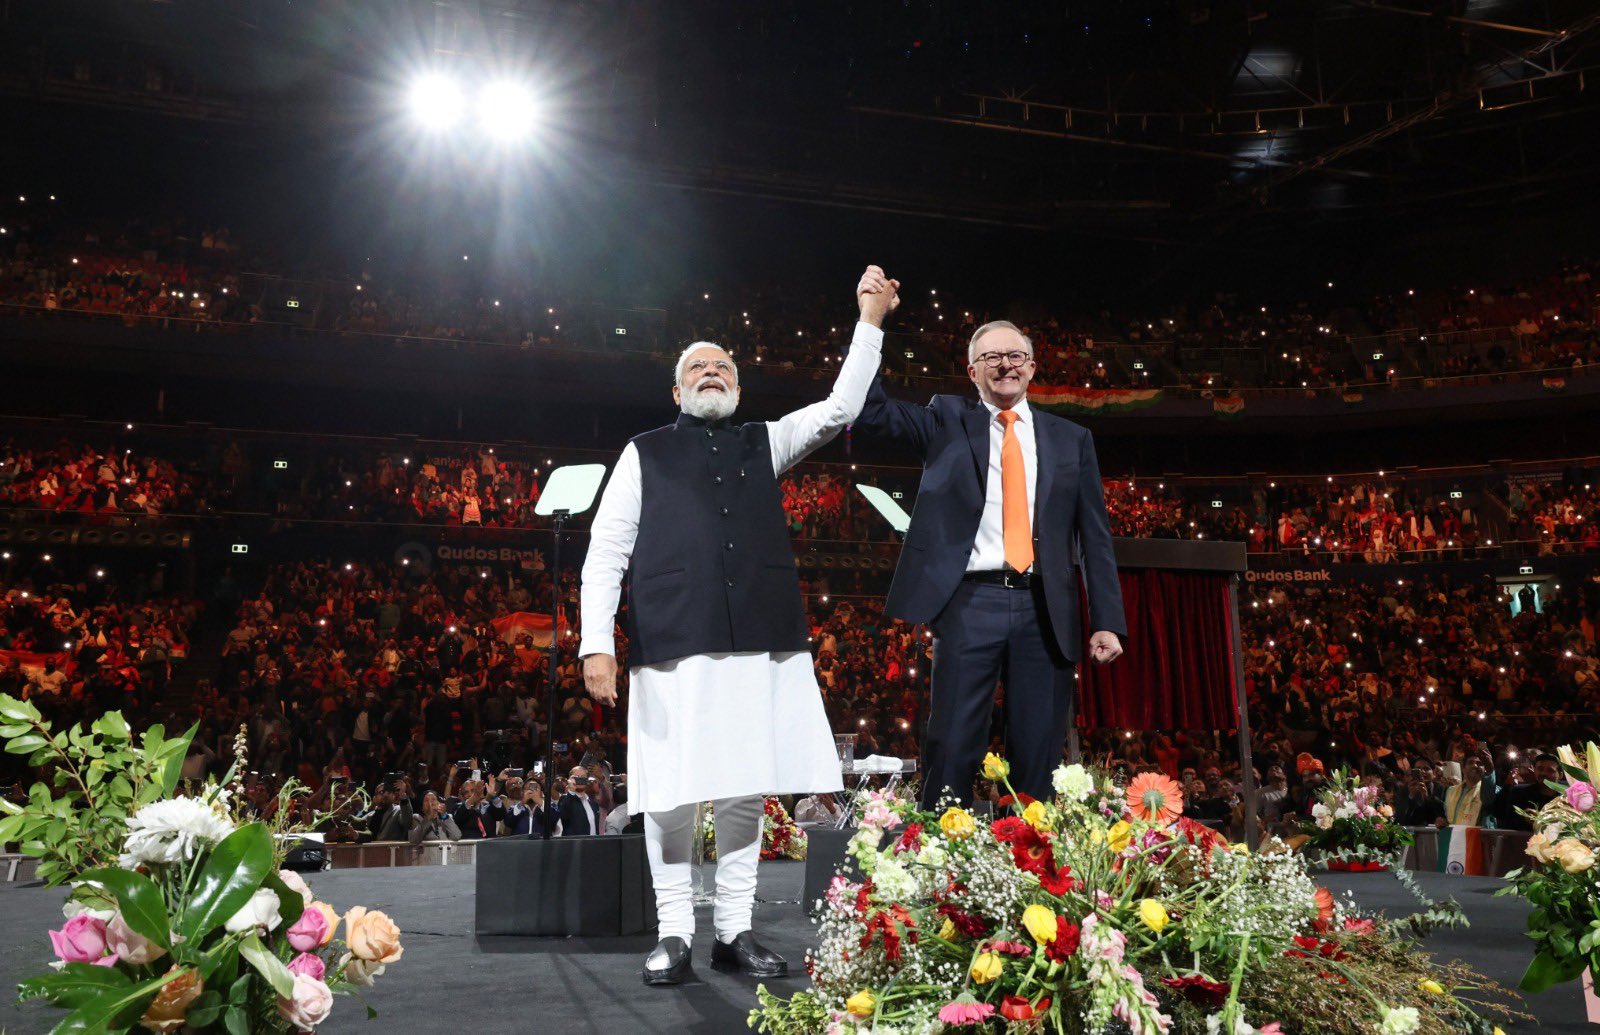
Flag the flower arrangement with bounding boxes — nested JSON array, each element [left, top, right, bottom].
[[697, 796, 809, 862], [751, 753, 1521, 1035], [0, 695, 402, 1033], [1498, 741, 1600, 994], [1299, 768, 1414, 870]]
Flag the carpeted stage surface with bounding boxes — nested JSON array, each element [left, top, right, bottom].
[[0, 864, 1586, 1033]]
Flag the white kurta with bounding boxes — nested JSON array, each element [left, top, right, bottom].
[[580, 321, 884, 815]]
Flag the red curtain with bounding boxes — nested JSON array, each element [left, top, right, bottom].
[[1076, 569, 1239, 731]]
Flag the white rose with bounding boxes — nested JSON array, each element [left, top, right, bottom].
[[1052, 764, 1095, 802], [1334, 805, 1355, 820], [224, 888, 282, 936], [276, 974, 334, 1030], [1311, 803, 1330, 819], [1316, 815, 1334, 831], [339, 953, 386, 987], [277, 869, 311, 901]]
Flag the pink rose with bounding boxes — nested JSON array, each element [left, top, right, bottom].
[[50, 914, 109, 964], [286, 906, 331, 953], [276, 974, 334, 1031], [286, 952, 326, 982], [1567, 782, 1597, 813], [107, 913, 166, 966]]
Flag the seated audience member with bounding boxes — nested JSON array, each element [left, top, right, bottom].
[[1398, 778, 1447, 827]]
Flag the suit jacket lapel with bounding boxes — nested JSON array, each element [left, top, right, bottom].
[[1033, 416, 1054, 530], [964, 404, 989, 489]]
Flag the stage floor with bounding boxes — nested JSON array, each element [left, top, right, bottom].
[[0, 864, 1586, 1033]]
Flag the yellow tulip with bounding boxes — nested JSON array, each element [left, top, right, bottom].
[[1418, 979, 1445, 995], [1587, 742, 1600, 785], [982, 753, 1010, 781], [1107, 820, 1132, 854], [940, 807, 977, 842], [845, 990, 876, 1018], [938, 917, 956, 941], [1022, 904, 1058, 944], [1139, 899, 1170, 934], [1494, 1027, 1506, 1035], [970, 952, 1004, 984], [1230, 842, 1250, 855], [1023, 800, 1049, 831]]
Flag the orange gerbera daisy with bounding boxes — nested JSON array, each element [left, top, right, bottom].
[[1126, 772, 1184, 824]]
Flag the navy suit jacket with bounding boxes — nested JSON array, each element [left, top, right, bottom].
[[855, 376, 1127, 662]]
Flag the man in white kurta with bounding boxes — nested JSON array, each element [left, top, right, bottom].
[[579, 267, 899, 985]]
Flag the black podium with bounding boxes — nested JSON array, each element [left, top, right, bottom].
[[475, 835, 657, 937]]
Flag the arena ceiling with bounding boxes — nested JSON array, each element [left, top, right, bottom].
[[3, 1, 1600, 260]]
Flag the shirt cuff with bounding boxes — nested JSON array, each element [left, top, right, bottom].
[[578, 635, 614, 658], [853, 320, 885, 349]]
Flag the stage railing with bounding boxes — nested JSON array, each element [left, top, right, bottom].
[[323, 840, 479, 869]]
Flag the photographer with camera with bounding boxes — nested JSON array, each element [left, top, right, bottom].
[[555, 765, 605, 837], [408, 790, 462, 845], [503, 770, 558, 837], [360, 780, 414, 842]]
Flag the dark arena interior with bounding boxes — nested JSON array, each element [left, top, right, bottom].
[[1, 2, 1600, 1033]]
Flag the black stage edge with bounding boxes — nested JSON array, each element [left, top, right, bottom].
[[0, 865, 1589, 1034], [475, 834, 656, 936]]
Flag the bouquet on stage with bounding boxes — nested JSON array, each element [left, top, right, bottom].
[[0, 696, 402, 1034], [1500, 741, 1600, 1000], [752, 754, 1518, 1035], [1299, 768, 1414, 871]]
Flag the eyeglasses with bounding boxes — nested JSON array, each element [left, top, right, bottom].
[[973, 350, 1033, 368]]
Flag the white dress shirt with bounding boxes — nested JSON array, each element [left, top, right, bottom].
[[965, 398, 1038, 573]]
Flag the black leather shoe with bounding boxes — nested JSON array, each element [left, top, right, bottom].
[[642, 937, 693, 986], [710, 931, 788, 978]]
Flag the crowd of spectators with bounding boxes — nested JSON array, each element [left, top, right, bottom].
[[1, 543, 1597, 848], [0, 565, 199, 717], [5, 429, 1597, 563], [4, 209, 1597, 393]]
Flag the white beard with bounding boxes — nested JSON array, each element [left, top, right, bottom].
[[680, 385, 738, 422]]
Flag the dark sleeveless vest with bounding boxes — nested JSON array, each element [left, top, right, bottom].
[[623, 412, 810, 666]]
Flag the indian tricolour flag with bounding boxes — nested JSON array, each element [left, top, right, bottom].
[[1212, 394, 1245, 418], [1027, 385, 1163, 415], [490, 610, 566, 648], [1436, 824, 1486, 875]]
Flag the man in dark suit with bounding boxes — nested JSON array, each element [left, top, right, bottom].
[[556, 766, 606, 836], [854, 305, 1127, 808]]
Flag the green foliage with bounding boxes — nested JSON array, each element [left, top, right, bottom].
[[0, 694, 195, 887], [178, 825, 274, 944]]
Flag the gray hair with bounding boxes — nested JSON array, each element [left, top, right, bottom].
[[968, 321, 1033, 364], [674, 341, 740, 386]]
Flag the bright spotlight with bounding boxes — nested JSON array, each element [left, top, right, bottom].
[[409, 74, 464, 130], [477, 80, 538, 141]]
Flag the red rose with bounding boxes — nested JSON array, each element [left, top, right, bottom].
[[999, 995, 1050, 1021]]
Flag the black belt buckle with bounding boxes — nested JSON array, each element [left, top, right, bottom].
[[1002, 570, 1031, 589]]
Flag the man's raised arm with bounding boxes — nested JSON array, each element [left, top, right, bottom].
[[766, 266, 900, 474]]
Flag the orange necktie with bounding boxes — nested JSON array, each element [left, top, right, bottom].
[[998, 409, 1033, 572]]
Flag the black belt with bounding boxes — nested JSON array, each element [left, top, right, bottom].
[[962, 569, 1034, 589]]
